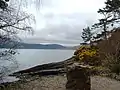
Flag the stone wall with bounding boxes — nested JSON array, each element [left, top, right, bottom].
[[66, 63, 91, 90]]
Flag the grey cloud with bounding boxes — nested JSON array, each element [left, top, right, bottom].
[[23, 24, 83, 45], [23, 13, 96, 45], [24, 0, 105, 46], [43, 12, 98, 25]]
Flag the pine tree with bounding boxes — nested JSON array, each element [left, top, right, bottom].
[[104, 0, 120, 14], [97, 0, 120, 26], [92, 0, 120, 40], [81, 27, 93, 44], [0, 0, 9, 9], [92, 7, 115, 40]]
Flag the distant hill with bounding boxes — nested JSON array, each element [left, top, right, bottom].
[[19, 43, 67, 49], [0, 42, 70, 49], [0, 39, 79, 50]]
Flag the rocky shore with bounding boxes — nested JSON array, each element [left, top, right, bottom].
[[1, 57, 120, 90], [11, 57, 75, 77]]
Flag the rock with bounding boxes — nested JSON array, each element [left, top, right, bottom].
[[66, 63, 91, 90], [29, 68, 66, 76], [12, 57, 74, 75], [11, 57, 75, 77]]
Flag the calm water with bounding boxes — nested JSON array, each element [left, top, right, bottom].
[[0, 49, 75, 83], [16, 49, 75, 71]]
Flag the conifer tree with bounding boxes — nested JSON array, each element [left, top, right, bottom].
[[81, 27, 93, 44]]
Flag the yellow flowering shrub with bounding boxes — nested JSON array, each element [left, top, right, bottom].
[[74, 45, 101, 66]]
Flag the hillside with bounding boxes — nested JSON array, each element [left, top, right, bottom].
[[19, 43, 67, 49], [0, 42, 71, 49]]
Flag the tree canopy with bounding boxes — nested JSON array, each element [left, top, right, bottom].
[[81, 27, 93, 43], [0, 0, 9, 9], [0, 0, 34, 79]]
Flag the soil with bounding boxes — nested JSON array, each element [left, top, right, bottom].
[[3, 75, 120, 90]]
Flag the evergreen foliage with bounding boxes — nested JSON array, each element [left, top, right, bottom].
[[81, 27, 93, 43], [0, 0, 9, 9]]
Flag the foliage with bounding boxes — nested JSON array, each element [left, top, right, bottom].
[[90, 66, 109, 75], [0, 0, 34, 82], [79, 0, 120, 76], [81, 27, 93, 43], [101, 0, 120, 17], [110, 64, 120, 75], [89, 0, 120, 75], [92, 8, 113, 40], [92, 0, 120, 40], [98, 28, 120, 75], [0, 0, 9, 10], [74, 46, 101, 66]]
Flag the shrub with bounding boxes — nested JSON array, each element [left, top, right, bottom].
[[74, 45, 101, 66], [110, 64, 120, 75], [97, 29, 120, 75], [90, 66, 109, 75]]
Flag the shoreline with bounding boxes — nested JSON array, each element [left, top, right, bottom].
[[10, 57, 74, 77], [0, 57, 74, 85], [1, 57, 120, 90]]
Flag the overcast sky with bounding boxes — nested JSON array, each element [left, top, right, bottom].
[[22, 0, 106, 46]]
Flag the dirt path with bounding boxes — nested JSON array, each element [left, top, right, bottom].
[[92, 76, 120, 90], [3, 75, 120, 90]]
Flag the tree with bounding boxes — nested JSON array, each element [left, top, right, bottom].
[[0, 0, 34, 81], [81, 27, 93, 44], [0, 0, 9, 10], [92, 8, 114, 40], [103, 0, 120, 17], [92, 0, 120, 40]]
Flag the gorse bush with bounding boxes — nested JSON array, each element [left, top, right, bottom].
[[75, 29, 120, 75], [74, 45, 101, 66]]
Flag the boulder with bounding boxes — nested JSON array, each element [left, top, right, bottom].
[[66, 63, 91, 90]]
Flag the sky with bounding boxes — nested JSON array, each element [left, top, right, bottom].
[[22, 0, 106, 46]]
